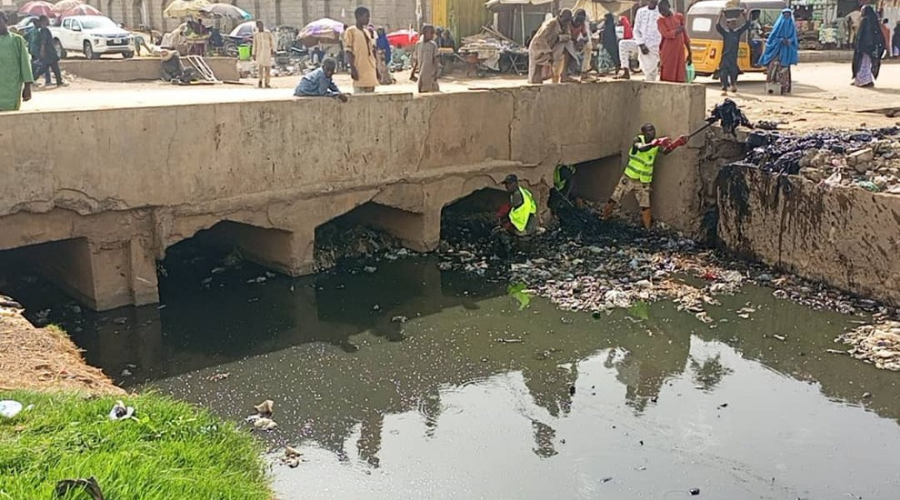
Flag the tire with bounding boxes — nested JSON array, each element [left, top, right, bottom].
[[53, 39, 66, 59], [224, 40, 238, 58], [84, 41, 98, 60], [122, 51, 134, 59]]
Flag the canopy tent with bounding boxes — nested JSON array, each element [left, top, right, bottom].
[[163, 0, 210, 19], [485, 0, 552, 11], [572, 0, 639, 20], [297, 18, 344, 46], [486, 0, 552, 44]]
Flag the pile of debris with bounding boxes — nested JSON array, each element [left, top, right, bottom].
[[315, 223, 402, 271], [434, 203, 894, 322], [438, 208, 751, 320], [739, 127, 900, 193], [837, 321, 900, 371]]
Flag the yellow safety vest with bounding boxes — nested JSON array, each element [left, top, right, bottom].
[[625, 134, 660, 184], [509, 186, 537, 232], [553, 164, 576, 192]]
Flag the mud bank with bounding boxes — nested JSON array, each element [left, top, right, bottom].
[[713, 137, 900, 307], [0, 302, 120, 394]]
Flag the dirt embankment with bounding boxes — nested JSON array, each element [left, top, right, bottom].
[[0, 302, 121, 394]]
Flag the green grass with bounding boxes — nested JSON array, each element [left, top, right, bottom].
[[0, 391, 271, 500]]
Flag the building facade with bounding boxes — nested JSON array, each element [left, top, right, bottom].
[[74, 0, 430, 35]]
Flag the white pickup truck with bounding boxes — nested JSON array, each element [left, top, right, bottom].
[[50, 15, 134, 59]]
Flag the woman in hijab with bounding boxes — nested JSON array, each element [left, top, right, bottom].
[[852, 6, 884, 87], [758, 8, 798, 94], [598, 13, 620, 74], [375, 26, 394, 85]]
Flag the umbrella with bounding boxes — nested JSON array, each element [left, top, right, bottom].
[[51, 0, 84, 13], [60, 4, 102, 17], [387, 29, 419, 48], [297, 18, 344, 45], [18, 1, 55, 18], [164, 0, 210, 18], [200, 3, 251, 20]]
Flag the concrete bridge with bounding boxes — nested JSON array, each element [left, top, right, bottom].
[[0, 82, 704, 310]]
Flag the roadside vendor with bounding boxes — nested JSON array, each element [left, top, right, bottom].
[[497, 174, 538, 237], [600, 123, 688, 230]]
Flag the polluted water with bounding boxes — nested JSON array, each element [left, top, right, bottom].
[[4, 226, 900, 500]]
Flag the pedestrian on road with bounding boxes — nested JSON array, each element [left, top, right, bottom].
[[846, 8, 862, 48], [527, 9, 572, 84], [881, 19, 891, 58], [617, 0, 662, 81], [601, 123, 687, 230], [294, 58, 348, 101], [758, 8, 798, 94], [252, 20, 275, 88], [439, 29, 456, 51], [656, 0, 691, 83], [716, 9, 749, 94], [567, 8, 592, 81], [851, 6, 884, 87], [343, 6, 378, 94], [26, 18, 41, 78], [410, 24, 440, 93], [619, 15, 633, 40], [37, 16, 63, 87], [0, 12, 34, 112], [893, 21, 900, 57], [375, 27, 394, 85], [599, 13, 621, 73]]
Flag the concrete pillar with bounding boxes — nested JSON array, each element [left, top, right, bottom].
[[343, 204, 441, 253], [29, 237, 158, 311], [204, 221, 317, 277]]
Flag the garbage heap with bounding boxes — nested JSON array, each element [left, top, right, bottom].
[[736, 127, 900, 193], [435, 204, 889, 321], [838, 321, 900, 371]]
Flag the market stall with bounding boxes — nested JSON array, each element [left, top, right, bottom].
[[485, 0, 552, 45], [458, 26, 528, 76]]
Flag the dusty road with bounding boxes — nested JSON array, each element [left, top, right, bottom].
[[16, 61, 900, 130]]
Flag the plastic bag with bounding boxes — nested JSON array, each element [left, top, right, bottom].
[[686, 63, 696, 83]]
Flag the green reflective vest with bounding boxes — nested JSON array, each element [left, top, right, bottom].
[[554, 164, 576, 192], [625, 135, 660, 184], [509, 187, 537, 233]]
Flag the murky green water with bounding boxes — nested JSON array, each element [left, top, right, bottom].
[[8, 255, 900, 500]]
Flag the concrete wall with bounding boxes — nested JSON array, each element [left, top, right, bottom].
[[0, 82, 705, 309], [717, 164, 900, 307], [60, 58, 240, 82]]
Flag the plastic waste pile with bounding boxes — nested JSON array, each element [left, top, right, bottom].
[[433, 203, 896, 323], [315, 224, 402, 271], [737, 127, 900, 192], [837, 321, 900, 371]]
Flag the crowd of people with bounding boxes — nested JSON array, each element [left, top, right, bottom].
[[2, 1, 899, 111]]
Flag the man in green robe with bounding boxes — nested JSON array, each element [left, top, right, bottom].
[[0, 12, 34, 112]]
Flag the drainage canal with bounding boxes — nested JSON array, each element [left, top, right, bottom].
[[1, 187, 899, 500]]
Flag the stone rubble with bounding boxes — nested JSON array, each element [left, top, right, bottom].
[[738, 127, 900, 193]]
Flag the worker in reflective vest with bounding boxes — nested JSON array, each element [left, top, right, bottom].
[[554, 164, 577, 199], [601, 123, 688, 229], [499, 174, 538, 236]]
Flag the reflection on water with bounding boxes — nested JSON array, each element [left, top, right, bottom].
[[7, 255, 900, 499]]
